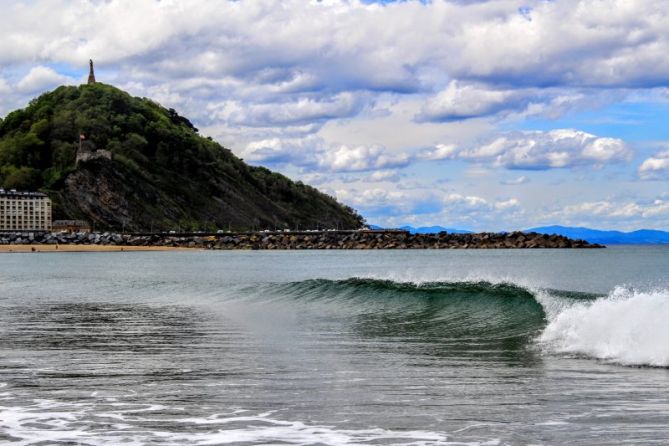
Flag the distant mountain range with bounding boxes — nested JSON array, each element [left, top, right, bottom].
[[399, 225, 473, 234], [369, 224, 472, 234], [525, 226, 669, 245], [370, 224, 669, 244]]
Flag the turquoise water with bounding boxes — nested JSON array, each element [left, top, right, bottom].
[[1, 246, 668, 445]]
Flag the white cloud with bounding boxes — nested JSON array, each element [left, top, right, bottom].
[[338, 170, 402, 183], [416, 81, 518, 122], [0, 1, 658, 157], [212, 93, 365, 127], [440, 193, 521, 215], [368, 170, 401, 182], [638, 151, 669, 180], [334, 185, 524, 230], [458, 129, 631, 170], [644, 200, 669, 217], [417, 129, 631, 170], [495, 198, 521, 210], [446, 0, 669, 88], [0, 77, 9, 95], [535, 197, 669, 230], [242, 136, 409, 173], [500, 175, 529, 185], [334, 187, 439, 217], [3, 0, 669, 89], [564, 199, 669, 220], [320, 144, 409, 172], [415, 82, 625, 123], [416, 144, 458, 161], [243, 128, 630, 176], [442, 193, 490, 210], [16, 66, 74, 93]]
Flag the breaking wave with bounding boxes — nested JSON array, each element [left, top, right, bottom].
[[248, 278, 669, 367], [538, 287, 669, 367]]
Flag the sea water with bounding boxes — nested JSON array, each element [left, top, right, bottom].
[[0, 246, 668, 445]]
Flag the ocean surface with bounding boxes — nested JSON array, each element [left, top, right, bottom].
[[1, 246, 668, 445]]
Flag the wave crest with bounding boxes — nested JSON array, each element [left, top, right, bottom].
[[253, 278, 549, 347], [539, 287, 669, 367], [245, 277, 669, 367]]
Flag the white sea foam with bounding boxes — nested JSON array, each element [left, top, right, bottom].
[[356, 271, 533, 289], [539, 287, 669, 367], [166, 417, 454, 445], [0, 399, 494, 446]]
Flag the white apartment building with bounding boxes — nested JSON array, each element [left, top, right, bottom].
[[0, 189, 52, 232]]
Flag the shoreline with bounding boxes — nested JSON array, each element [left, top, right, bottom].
[[0, 244, 198, 253]]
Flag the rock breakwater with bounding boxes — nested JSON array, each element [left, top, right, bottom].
[[0, 230, 603, 249]]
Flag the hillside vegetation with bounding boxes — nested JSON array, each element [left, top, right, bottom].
[[0, 83, 363, 231]]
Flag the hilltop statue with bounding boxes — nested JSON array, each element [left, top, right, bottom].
[[87, 59, 96, 85]]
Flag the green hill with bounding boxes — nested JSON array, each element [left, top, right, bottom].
[[0, 83, 364, 231]]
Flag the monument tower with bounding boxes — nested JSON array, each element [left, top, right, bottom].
[[87, 59, 96, 85]]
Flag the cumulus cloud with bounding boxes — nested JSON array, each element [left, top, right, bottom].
[[0, 77, 9, 95], [415, 82, 623, 123], [500, 176, 529, 185], [334, 184, 524, 229], [416, 144, 458, 161], [442, 193, 487, 210], [16, 66, 74, 93], [242, 136, 409, 173], [417, 129, 631, 170], [367, 170, 401, 182], [437, 193, 526, 228], [0, 1, 663, 151], [527, 195, 669, 230], [495, 198, 521, 210], [247, 127, 630, 179], [212, 93, 365, 128], [323, 145, 410, 172], [562, 199, 669, 221], [416, 81, 527, 122], [638, 151, 669, 180], [441, 193, 521, 215], [334, 188, 444, 218], [3, 0, 669, 88], [334, 170, 402, 184], [426, 129, 632, 170]]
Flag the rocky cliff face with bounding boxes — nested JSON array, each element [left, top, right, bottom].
[[56, 159, 164, 231], [51, 157, 361, 232]]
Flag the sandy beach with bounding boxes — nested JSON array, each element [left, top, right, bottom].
[[0, 244, 198, 253]]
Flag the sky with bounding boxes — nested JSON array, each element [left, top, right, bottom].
[[1, 0, 668, 231]]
